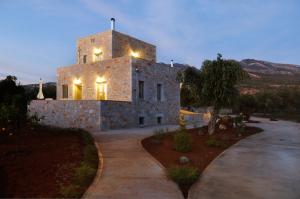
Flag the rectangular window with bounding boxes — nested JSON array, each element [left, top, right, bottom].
[[96, 82, 107, 100], [83, 55, 87, 63], [138, 81, 144, 99], [157, 84, 162, 101], [157, 116, 162, 124], [74, 84, 82, 100], [62, 84, 68, 99], [139, 117, 144, 125]]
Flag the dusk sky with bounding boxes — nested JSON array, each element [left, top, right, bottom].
[[0, 0, 299, 84]]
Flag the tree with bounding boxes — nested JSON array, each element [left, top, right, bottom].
[[0, 76, 27, 130], [180, 54, 247, 134]]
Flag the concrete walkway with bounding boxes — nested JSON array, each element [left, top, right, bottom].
[[84, 125, 184, 199], [189, 117, 300, 199]]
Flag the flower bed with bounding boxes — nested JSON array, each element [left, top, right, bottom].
[[142, 126, 263, 198], [0, 125, 98, 198]]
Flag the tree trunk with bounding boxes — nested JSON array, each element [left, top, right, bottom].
[[208, 107, 218, 135]]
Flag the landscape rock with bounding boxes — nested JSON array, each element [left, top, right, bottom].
[[179, 156, 190, 164]]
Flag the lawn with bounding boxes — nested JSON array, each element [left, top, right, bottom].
[[142, 125, 263, 198], [0, 125, 98, 198]]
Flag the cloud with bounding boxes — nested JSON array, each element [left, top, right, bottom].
[[80, 0, 206, 66]]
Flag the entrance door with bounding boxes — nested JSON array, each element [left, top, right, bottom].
[[96, 82, 107, 100], [74, 84, 82, 100]]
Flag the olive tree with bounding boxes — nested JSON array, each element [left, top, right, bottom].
[[180, 54, 247, 134]]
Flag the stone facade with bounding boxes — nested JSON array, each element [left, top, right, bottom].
[[77, 30, 156, 64], [29, 100, 101, 131], [29, 27, 180, 131], [57, 56, 132, 101]]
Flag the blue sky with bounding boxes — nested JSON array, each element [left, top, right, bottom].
[[0, 0, 299, 84]]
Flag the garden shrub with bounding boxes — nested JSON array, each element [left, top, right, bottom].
[[218, 115, 234, 128], [57, 128, 98, 198], [60, 184, 81, 198], [174, 130, 192, 153], [234, 115, 246, 135], [167, 166, 199, 186], [80, 130, 94, 145], [74, 163, 96, 187], [83, 145, 98, 169], [205, 138, 228, 148]]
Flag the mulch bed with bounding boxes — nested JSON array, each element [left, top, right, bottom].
[[142, 126, 263, 198], [0, 125, 84, 198]]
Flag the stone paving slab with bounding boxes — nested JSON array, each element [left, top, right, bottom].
[[84, 125, 185, 199], [189, 117, 300, 199]]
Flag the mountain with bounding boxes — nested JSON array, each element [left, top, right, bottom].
[[23, 82, 56, 89], [23, 82, 56, 100], [240, 59, 300, 75], [239, 59, 300, 94]]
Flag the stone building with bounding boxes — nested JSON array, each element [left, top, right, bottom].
[[29, 19, 180, 131]]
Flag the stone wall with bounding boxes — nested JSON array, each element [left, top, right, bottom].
[[76, 30, 156, 64], [112, 31, 156, 62], [57, 56, 132, 101], [77, 30, 113, 64], [131, 58, 181, 126], [28, 100, 101, 131], [100, 100, 137, 130]]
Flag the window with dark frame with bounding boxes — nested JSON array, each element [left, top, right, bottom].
[[138, 81, 144, 99], [83, 55, 87, 63], [157, 83, 162, 101], [157, 116, 162, 124], [139, 117, 144, 125], [62, 84, 68, 99]]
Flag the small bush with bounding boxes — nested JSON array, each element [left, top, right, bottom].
[[205, 138, 228, 148], [218, 115, 234, 128], [234, 115, 244, 126], [167, 166, 199, 185], [234, 115, 246, 135], [83, 145, 98, 169], [74, 163, 97, 187], [174, 130, 192, 152], [60, 185, 81, 198]]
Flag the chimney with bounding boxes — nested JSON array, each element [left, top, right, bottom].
[[111, 18, 115, 30], [170, 59, 174, 67]]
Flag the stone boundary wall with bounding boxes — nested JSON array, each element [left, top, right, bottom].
[[29, 99, 179, 131], [29, 100, 139, 131], [28, 100, 101, 131], [100, 100, 137, 130]]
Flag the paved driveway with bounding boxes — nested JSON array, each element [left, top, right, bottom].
[[84, 125, 184, 199], [189, 118, 300, 199]]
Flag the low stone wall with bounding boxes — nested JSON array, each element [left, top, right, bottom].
[[29, 99, 179, 131], [28, 100, 101, 131], [100, 100, 137, 129]]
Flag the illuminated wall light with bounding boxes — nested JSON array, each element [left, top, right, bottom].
[[74, 78, 81, 85], [94, 48, 102, 62], [96, 76, 106, 83], [94, 48, 102, 55], [130, 51, 140, 58]]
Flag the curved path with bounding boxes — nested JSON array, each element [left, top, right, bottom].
[[84, 125, 184, 199], [189, 118, 300, 199]]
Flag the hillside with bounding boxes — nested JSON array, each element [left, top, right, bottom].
[[239, 59, 300, 94], [23, 82, 56, 100]]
